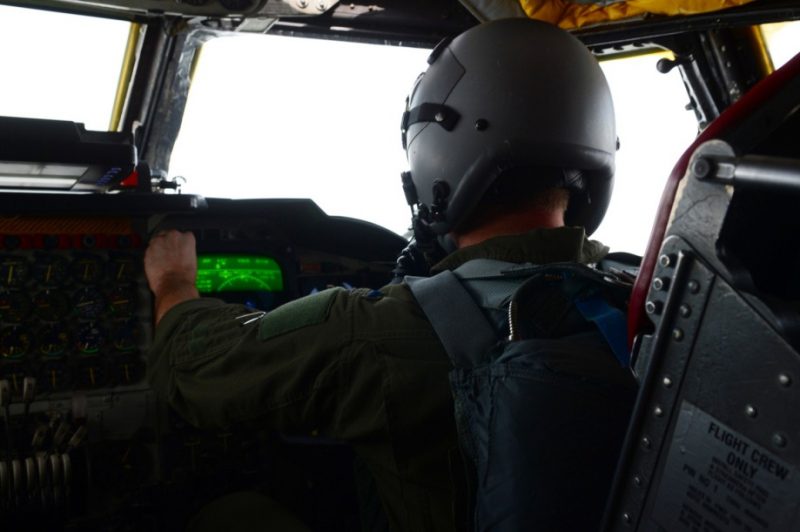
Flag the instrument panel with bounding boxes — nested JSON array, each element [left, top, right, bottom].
[[0, 234, 148, 397], [0, 197, 406, 530]]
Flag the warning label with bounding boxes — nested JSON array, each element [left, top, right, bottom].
[[653, 401, 799, 531]]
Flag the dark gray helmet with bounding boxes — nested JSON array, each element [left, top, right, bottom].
[[401, 17, 616, 236]]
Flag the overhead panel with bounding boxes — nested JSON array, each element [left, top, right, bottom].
[[461, 0, 755, 29]]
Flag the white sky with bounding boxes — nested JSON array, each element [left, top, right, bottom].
[[0, 5, 128, 130], [171, 35, 700, 255], [1, 5, 799, 256]]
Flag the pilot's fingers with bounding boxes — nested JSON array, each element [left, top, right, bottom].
[[146, 230, 196, 258], [144, 230, 198, 292]]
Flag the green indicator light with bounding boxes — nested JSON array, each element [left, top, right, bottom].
[[196, 255, 284, 293]]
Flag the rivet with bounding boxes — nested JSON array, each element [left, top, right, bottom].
[[772, 433, 787, 448], [672, 328, 684, 341], [778, 373, 792, 387], [679, 304, 692, 318], [298, 0, 307, 7], [642, 436, 652, 450], [633, 475, 642, 487], [434, 112, 445, 122], [652, 277, 669, 291], [688, 280, 700, 294], [658, 254, 675, 268], [474, 118, 488, 131], [317, 1, 326, 10], [654, 406, 664, 417], [622, 512, 632, 524], [744, 404, 757, 418], [663, 376, 673, 388], [645, 300, 663, 315]]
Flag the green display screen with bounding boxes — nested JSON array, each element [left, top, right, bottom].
[[196, 255, 284, 293]]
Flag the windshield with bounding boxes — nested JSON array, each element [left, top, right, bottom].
[[170, 34, 429, 240], [763, 20, 800, 69], [172, 35, 698, 255], [0, 5, 131, 131]]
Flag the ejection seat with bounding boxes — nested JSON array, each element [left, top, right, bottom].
[[602, 51, 800, 531]]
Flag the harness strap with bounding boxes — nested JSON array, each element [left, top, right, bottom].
[[575, 296, 631, 367], [406, 271, 498, 368]]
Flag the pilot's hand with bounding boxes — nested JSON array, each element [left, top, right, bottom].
[[144, 230, 200, 324]]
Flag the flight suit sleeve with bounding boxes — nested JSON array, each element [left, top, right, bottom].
[[148, 286, 467, 531], [147, 287, 387, 440]]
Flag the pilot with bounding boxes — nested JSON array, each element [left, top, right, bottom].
[[145, 18, 635, 531]]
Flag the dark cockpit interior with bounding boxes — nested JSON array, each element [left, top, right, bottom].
[[0, 114, 408, 529], [1, 1, 800, 530]]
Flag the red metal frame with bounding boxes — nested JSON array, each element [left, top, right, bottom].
[[628, 50, 800, 346]]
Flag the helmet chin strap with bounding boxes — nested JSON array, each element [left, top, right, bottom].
[[399, 170, 448, 271]]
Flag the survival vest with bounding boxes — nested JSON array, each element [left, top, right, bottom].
[[406, 258, 638, 532]]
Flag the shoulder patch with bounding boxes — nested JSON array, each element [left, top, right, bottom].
[[258, 288, 341, 341]]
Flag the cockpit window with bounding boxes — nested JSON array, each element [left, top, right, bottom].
[[0, 5, 130, 131], [170, 34, 431, 237], [762, 20, 800, 69], [171, 36, 698, 255], [593, 52, 699, 254]]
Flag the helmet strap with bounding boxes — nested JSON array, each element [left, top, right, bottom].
[[400, 171, 447, 269], [400, 103, 460, 149]]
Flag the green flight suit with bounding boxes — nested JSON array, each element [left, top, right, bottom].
[[148, 226, 610, 531]]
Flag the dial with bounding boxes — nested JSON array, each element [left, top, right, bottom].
[[114, 355, 144, 385], [0, 256, 30, 287], [0, 326, 32, 359], [70, 255, 104, 284], [33, 289, 70, 321], [75, 323, 105, 354], [76, 357, 107, 389], [38, 325, 70, 358], [40, 360, 70, 392], [0, 289, 32, 323], [107, 255, 138, 284], [74, 287, 106, 320], [108, 288, 136, 317], [33, 255, 69, 285], [110, 320, 138, 352], [0, 363, 31, 395]]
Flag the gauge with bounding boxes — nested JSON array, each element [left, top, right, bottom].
[[0, 326, 32, 359], [107, 255, 138, 284], [40, 360, 70, 392], [75, 323, 105, 354], [33, 289, 70, 321], [76, 357, 107, 389], [114, 355, 144, 385], [70, 255, 104, 284], [38, 325, 70, 358], [0, 289, 32, 323], [108, 288, 136, 317], [73, 287, 106, 320], [33, 255, 69, 285], [0, 256, 30, 288], [110, 320, 138, 352], [0, 363, 31, 395]]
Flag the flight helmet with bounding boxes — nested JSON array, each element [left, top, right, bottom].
[[400, 17, 616, 236]]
